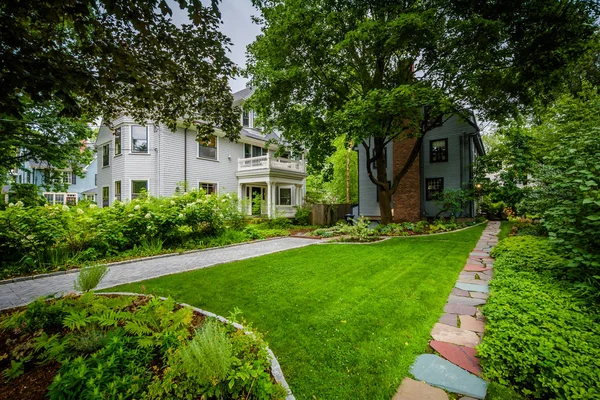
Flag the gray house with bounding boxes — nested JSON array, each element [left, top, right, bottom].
[[357, 114, 485, 222], [95, 88, 307, 217]]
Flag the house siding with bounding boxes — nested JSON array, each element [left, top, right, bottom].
[[357, 114, 481, 221], [357, 137, 394, 218], [421, 115, 476, 217]]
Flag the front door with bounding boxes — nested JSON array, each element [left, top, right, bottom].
[[248, 186, 266, 215]]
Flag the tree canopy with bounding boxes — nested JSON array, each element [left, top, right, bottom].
[[246, 0, 599, 223], [0, 0, 240, 182]]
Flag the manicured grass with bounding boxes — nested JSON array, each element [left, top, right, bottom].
[[106, 225, 485, 399], [498, 220, 513, 241]]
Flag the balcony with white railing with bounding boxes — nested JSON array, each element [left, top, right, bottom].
[[237, 154, 306, 174]]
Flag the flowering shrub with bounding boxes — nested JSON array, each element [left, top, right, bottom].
[[0, 190, 244, 278]]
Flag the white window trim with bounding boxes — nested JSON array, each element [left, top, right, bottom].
[[277, 186, 293, 206], [114, 126, 123, 156], [130, 179, 150, 199], [197, 135, 219, 161], [199, 181, 218, 195], [130, 125, 150, 154], [114, 180, 122, 202], [101, 186, 110, 207]]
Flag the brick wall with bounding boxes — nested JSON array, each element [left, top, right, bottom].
[[392, 138, 421, 222]]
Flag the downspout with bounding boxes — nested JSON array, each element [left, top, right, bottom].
[[184, 128, 188, 192]]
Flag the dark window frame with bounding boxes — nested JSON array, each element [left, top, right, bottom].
[[426, 177, 444, 201], [430, 138, 448, 163], [242, 109, 250, 127], [102, 186, 109, 207]]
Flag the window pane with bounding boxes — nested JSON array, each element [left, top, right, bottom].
[[103, 145, 110, 167], [131, 180, 148, 199], [279, 188, 292, 205], [426, 178, 444, 201], [244, 143, 252, 158], [252, 145, 264, 158], [199, 146, 216, 159], [132, 126, 148, 153], [115, 127, 121, 155], [431, 139, 448, 163], [55, 194, 64, 204], [242, 109, 249, 127], [200, 183, 216, 194]]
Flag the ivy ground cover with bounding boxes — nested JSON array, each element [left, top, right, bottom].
[[108, 224, 485, 399]]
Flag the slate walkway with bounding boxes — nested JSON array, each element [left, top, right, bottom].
[[0, 237, 319, 310], [393, 221, 501, 400]]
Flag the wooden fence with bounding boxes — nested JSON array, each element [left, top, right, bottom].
[[310, 203, 352, 226]]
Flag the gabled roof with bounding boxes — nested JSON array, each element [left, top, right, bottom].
[[232, 87, 254, 106], [240, 127, 280, 143]]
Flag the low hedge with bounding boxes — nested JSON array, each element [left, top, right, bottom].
[[479, 236, 600, 399]]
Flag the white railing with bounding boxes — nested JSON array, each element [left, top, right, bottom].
[[238, 154, 305, 173]]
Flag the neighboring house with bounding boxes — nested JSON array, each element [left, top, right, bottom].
[[357, 114, 485, 222], [6, 153, 98, 205], [95, 88, 307, 217]]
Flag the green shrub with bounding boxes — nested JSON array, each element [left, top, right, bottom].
[[74, 264, 109, 292], [490, 236, 565, 274], [480, 236, 600, 399], [293, 205, 312, 225], [260, 217, 292, 229], [243, 225, 266, 240]]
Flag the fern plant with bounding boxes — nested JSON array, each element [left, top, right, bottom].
[[74, 264, 108, 292]]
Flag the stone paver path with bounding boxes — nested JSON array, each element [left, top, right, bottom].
[[395, 221, 501, 400], [0, 237, 319, 310]]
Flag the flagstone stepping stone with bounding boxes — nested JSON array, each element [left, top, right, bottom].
[[451, 288, 470, 297], [456, 282, 489, 293], [463, 265, 489, 272], [410, 354, 487, 399], [460, 397, 479, 400], [439, 313, 458, 327], [458, 278, 490, 286], [444, 304, 477, 315], [473, 273, 491, 281], [470, 251, 489, 257], [448, 295, 486, 306], [459, 315, 485, 333], [469, 292, 489, 300], [430, 340, 482, 376], [475, 311, 486, 322], [392, 377, 449, 400], [431, 323, 480, 347], [459, 272, 478, 279]]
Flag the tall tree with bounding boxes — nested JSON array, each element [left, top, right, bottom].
[[0, 0, 241, 181], [246, 0, 599, 223]]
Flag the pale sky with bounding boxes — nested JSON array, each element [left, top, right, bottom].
[[169, 0, 262, 92]]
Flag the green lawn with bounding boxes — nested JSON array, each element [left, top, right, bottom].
[[106, 225, 485, 399]]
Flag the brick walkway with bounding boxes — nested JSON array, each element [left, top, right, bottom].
[[393, 221, 501, 400], [0, 237, 320, 310]]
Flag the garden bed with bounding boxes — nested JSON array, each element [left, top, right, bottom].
[[0, 293, 290, 400]]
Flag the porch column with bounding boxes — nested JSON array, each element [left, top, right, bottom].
[[237, 183, 243, 212], [267, 180, 272, 218]]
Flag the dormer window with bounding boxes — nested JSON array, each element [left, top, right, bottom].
[[242, 109, 250, 127]]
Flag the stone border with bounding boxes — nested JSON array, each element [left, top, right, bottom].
[[0, 291, 295, 400], [381, 221, 488, 239], [0, 236, 313, 286]]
